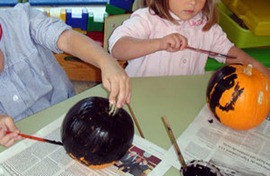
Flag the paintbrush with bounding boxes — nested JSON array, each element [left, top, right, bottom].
[[187, 46, 237, 59], [6, 131, 63, 146], [161, 116, 187, 171], [127, 104, 145, 138]]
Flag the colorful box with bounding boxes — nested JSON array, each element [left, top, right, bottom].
[[105, 4, 126, 15], [86, 31, 104, 47], [221, 0, 270, 36], [48, 8, 66, 22], [109, 0, 134, 11], [66, 8, 88, 31], [87, 12, 106, 32], [217, 3, 270, 48]]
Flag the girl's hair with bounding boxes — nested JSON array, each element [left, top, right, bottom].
[[144, 0, 218, 31]]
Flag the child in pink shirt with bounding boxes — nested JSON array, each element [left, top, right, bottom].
[[109, 0, 270, 78]]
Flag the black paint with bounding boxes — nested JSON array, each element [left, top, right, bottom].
[[181, 160, 222, 176], [61, 97, 134, 166], [207, 64, 244, 121]]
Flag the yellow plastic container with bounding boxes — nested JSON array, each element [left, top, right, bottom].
[[221, 0, 270, 36], [217, 3, 270, 48]]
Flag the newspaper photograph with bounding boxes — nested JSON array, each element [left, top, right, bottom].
[[167, 104, 270, 176], [0, 115, 170, 176]]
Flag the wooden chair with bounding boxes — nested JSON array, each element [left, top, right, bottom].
[[103, 14, 131, 52], [103, 14, 131, 69]]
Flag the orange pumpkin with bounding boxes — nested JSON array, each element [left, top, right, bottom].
[[207, 64, 270, 130]]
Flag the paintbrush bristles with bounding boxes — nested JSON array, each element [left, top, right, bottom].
[[161, 116, 187, 169], [19, 133, 63, 146]]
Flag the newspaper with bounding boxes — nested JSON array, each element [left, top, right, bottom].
[[0, 115, 171, 176], [1, 106, 270, 176], [167, 104, 270, 176]]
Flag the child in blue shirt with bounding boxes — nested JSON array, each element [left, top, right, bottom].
[[0, 3, 130, 147]]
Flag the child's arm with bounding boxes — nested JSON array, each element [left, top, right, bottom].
[[0, 115, 21, 147], [111, 33, 187, 61], [226, 46, 270, 78], [57, 29, 131, 108]]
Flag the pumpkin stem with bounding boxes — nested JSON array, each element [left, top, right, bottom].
[[243, 64, 253, 76]]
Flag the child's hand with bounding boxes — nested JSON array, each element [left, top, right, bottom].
[[0, 115, 21, 147], [101, 59, 131, 108], [160, 33, 188, 52]]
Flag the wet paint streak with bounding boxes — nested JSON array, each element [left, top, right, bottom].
[[218, 82, 244, 111], [207, 64, 244, 121]]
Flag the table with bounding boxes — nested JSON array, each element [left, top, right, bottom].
[[0, 72, 213, 175]]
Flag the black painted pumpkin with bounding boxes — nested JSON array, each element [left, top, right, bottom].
[[207, 64, 270, 130], [61, 96, 134, 169]]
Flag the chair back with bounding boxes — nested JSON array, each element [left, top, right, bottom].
[[103, 14, 131, 52]]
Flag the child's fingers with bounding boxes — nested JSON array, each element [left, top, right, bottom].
[[125, 80, 131, 104], [1, 137, 16, 147], [0, 113, 21, 147], [0, 128, 17, 147], [177, 35, 188, 50], [115, 76, 131, 108], [5, 117, 19, 132], [108, 80, 119, 107]]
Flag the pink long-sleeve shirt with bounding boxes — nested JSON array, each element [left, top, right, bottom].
[[109, 8, 234, 77]]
